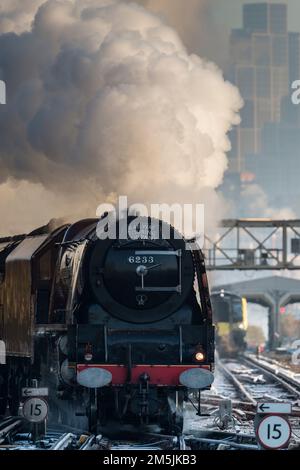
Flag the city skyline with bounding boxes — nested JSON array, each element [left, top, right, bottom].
[[215, 0, 300, 218], [228, 1, 296, 170], [214, 0, 300, 34]]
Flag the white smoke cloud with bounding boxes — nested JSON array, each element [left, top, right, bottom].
[[133, 0, 228, 65], [240, 184, 296, 219], [0, 179, 95, 235], [0, 0, 242, 235], [0, 1, 45, 34]]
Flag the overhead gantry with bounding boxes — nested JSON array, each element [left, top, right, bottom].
[[204, 219, 300, 271]]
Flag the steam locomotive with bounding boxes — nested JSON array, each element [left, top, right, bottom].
[[0, 215, 214, 433]]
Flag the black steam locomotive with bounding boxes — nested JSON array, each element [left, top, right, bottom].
[[0, 215, 214, 433]]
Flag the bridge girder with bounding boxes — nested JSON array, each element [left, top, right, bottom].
[[204, 219, 300, 271]]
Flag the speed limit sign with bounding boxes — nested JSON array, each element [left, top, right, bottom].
[[22, 397, 48, 423], [256, 415, 291, 450]]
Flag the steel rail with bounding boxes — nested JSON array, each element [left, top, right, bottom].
[[188, 436, 258, 450], [218, 360, 257, 405], [0, 417, 24, 444], [79, 434, 96, 450], [50, 432, 76, 450], [178, 435, 187, 450], [243, 355, 300, 399]]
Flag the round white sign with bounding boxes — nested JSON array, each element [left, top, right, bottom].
[[257, 415, 291, 450], [22, 397, 48, 423]]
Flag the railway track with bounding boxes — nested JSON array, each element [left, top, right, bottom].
[[244, 354, 300, 398], [1, 353, 299, 451], [0, 416, 188, 451], [217, 355, 300, 413], [0, 412, 259, 451], [50, 431, 187, 451], [217, 360, 256, 405], [0, 417, 24, 446]]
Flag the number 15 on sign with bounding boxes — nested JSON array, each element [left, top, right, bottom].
[[257, 415, 291, 450], [22, 397, 48, 423]]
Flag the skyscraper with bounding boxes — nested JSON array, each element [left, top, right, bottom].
[[228, 1, 300, 174]]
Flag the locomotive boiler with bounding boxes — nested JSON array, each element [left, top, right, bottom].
[[0, 215, 214, 433]]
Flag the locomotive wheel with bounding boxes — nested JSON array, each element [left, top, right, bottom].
[[87, 389, 98, 433], [161, 409, 184, 435]]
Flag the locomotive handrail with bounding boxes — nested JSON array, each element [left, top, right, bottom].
[[135, 250, 182, 256], [193, 249, 213, 324]]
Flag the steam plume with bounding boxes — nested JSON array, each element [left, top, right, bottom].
[[133, 0, 228, 65], [0, 0, 242, 235]]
